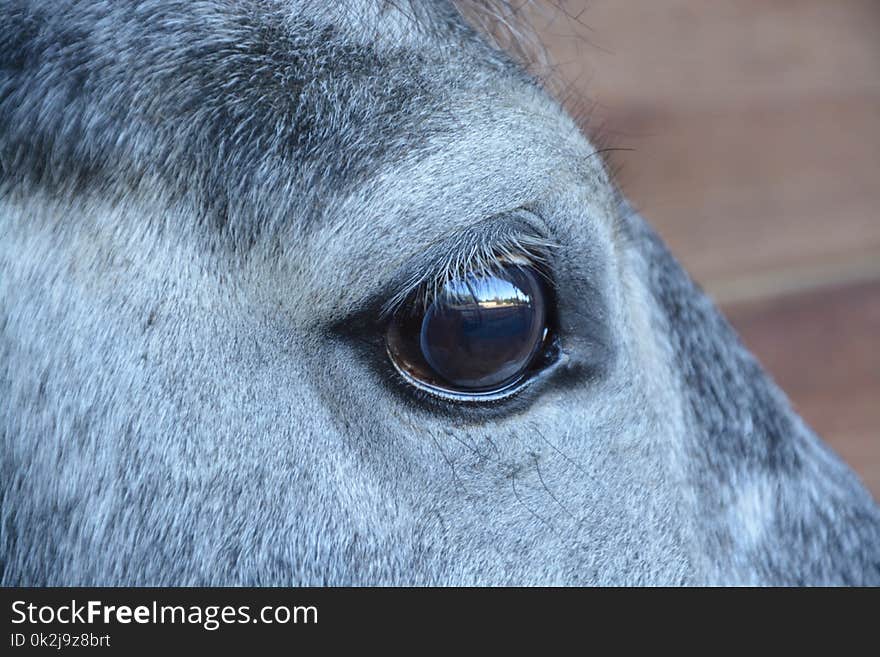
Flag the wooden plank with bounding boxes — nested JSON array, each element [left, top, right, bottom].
[[604, 99, 880, 293], [725, 280, 880, 498], [536, 0, 880, 297], [542, 0, 880, 111]]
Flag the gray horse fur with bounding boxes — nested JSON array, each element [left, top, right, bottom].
[[2, 0, 878, 585]]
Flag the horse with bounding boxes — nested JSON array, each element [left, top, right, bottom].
[[2, 0, 878, 585]]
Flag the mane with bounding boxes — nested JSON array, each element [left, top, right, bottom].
[[452, 1, 549, 71]]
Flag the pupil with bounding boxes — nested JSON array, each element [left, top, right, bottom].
[[418, 266, 546, 391]]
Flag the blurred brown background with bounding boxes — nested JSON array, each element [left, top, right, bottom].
[[533, 0, 880, 496]]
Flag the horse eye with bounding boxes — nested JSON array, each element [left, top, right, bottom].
[[385, 263, 554, 400]]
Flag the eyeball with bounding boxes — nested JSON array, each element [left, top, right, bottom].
[[385, 263, 554, 400]]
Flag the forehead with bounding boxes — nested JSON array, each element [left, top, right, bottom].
[[2, 0, 517, 205], [3, 1, 612, 320]]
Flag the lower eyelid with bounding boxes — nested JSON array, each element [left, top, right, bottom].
[[386, 336, 566, 404]]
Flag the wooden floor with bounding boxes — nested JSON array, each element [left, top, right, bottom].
[[535, 0, 880, 497]]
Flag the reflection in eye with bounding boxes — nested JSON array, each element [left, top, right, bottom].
[[385, 263, 553, 399]]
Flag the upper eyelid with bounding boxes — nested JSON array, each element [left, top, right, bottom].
[[377, 209, 559, 318]]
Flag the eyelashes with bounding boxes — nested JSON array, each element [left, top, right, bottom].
[[380, 226, 558, 320]]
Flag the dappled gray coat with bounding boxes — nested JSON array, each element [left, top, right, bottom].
[[1, 0, 878, 585]]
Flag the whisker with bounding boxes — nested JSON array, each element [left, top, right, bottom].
[[444, 428, 487, 460], [511, 468, 558, 535], [532, 453, 577, 520], [534, 426, 596, 484], [425, 428, 471, 497]]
